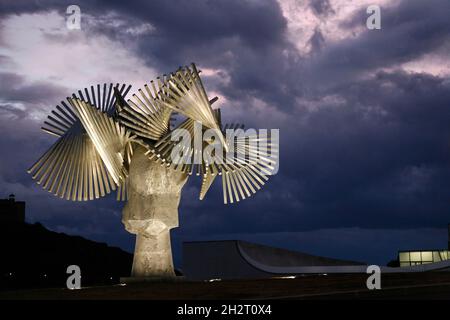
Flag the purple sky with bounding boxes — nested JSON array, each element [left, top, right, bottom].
[[1, 0, 450, 266]]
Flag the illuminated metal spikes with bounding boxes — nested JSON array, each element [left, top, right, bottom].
[[220, 130, 278, 204], [147, 118, 197, 171], [68, 98, 135, 186], [27, 126, 118, 201], [29, 84, 132, 201], [41, 84, 131, 137], [145, 116, 277, 203], [146, 108, 222, 172], [118, 77, 173, 141], [221, 166, 267, 204], [29, 67, 276, 205], [159, 64, 228, 150], [117, 178, 129, 201], [76, 83, 132, 116], [146, 117, 221, 177], [199, 167, 217, 200], [116, 138, 137, 201]]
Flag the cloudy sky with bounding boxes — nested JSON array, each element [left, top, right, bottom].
[[1, 0, 450, 266]]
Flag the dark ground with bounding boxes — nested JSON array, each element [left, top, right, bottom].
[[2, 272, 450, 300]]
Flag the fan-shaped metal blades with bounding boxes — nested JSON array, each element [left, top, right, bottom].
[[146, 118, 198, 171], [41, 84, 131, 137], [29, 84, 133, 201], [29, 66, 276, 205], [220, 130, 278, 204], [28, 122, 118, 201], [158, 64, 228, 151], [68, 97, 135, 186], [144, 114, 277, 203], [117, 76, 173, 141]]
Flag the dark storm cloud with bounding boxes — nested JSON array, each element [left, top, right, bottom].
[[99, 0, 298, 111], [305, 0, 450, 87], [177, 70, 450, 236], [0, 0, 44, 16], [288, 71, 450, 229], [107, 0, 287, 47], [0, 0, 297, 109], [0, 0, 73, 17], [0, 72, 65, 104], [0, 103, 27, 120]]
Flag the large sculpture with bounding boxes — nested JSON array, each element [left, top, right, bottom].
[[28, 64, 278, 279]]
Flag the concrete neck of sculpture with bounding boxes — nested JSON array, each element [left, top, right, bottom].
[[122, 146, 188, 278]]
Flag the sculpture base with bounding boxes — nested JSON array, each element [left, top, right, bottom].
[[130, 232, 176, 277], [122, 146, 188, 278]]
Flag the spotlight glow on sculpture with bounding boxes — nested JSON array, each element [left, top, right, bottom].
[[28, 64, 278, 278]]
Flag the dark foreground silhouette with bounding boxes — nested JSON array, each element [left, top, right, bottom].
[[0, 221, 133, 290]]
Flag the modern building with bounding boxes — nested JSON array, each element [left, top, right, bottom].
[[183, 229, 450, 280], [398, 224, 450, 267], [0, 194, 25, 223], [398, 250, 450, 267], [183, 240, 367, 280]]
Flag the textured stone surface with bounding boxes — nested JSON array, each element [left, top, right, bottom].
[[122, 146, 188, 277]]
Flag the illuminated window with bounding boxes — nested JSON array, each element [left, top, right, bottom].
[[433, 251, 441, 261], [398, 250, 450, 267], [399, 252, 410, 263], [421, 251, 432, 262], [410, 252, 421, 262]]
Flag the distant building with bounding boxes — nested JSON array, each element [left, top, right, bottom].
[[398, 250, 450, 267], [183, 240, 366, 280], [0, 194, 25, 223], [183, 233, 450, 280], [398, 224, 450, 267]]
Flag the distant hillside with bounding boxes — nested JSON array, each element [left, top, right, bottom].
[[0, 222, 133, 290]]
